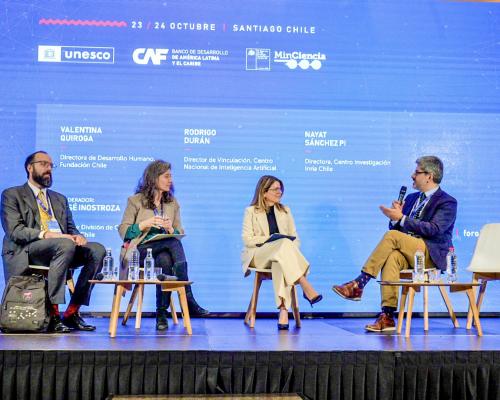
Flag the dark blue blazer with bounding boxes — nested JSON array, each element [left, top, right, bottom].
[[390, 187, 457, 270]]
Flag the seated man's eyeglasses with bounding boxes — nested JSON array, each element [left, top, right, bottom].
[[31, 161, 56, 169]]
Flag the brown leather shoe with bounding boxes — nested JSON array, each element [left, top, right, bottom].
[[332, 280, 363, 301], [365, 313, 396, 332]]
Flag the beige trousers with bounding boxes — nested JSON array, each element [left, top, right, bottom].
[[362, 230, 434, 308], [252, 239, 309, 309]]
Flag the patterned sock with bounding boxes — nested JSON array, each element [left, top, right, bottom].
[[63, 303, 80, 318], [50, 304, 60, 317], [354, 271, 374, 289], [382, 306, 397, 318]]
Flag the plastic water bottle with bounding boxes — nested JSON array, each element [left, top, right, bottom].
[[446, 247, 457, 283], [128, 248, 140, 281], [144, 248, 155, 281], [102, 248, 113, 280], [111, 250, 120, 280], [413, 249, 425, 282]]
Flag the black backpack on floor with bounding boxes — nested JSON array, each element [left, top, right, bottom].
[[0, 275, 50, 333]]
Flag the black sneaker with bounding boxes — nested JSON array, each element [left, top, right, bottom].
[[156, 308, 169, 331], [188, 303, 210, 317]]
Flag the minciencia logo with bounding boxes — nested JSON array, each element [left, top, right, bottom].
[[38, 45, 115, 64], [274, 50, 326, 70]]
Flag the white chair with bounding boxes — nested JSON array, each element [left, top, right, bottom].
[[244, 267, 301, 328], [466, 223, 500, 329]]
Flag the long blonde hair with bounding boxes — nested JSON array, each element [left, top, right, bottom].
[[250, 175, 287, 213]]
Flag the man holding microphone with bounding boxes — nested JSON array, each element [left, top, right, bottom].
[[332, 156, 457, 332]]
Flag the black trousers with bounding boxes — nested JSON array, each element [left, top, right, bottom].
[[137, 237, 187, 309], [27, 238, 105, 305]]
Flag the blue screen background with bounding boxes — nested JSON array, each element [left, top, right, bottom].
[[1, 1, 499, 312]]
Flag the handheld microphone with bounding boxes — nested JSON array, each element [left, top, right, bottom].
[[95, 273, 104, 281], [397, 186, 407, 204]]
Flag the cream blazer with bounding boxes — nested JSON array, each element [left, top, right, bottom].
[[240, 205, 301, 274], [118, 193, 184, 267]]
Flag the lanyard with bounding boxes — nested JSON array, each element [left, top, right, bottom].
[[153, 204, 166, 233], [153, 203, 163, 217], [36, 194, 53, 218], [409, 195, 429, 219]]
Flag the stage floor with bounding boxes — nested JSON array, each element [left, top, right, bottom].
[[0, 316, 499, 352]]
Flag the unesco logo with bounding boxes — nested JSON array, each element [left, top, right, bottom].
[[38, 46, 114, 64]]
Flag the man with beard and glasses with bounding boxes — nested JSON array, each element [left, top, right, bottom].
[[1, 151, 105, 333], [332, 156, 457, 332]]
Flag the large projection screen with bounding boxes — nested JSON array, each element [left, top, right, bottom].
[[1, 1, 499, 312]]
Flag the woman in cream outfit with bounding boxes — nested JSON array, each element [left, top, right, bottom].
[[241, 175, 322, 329]]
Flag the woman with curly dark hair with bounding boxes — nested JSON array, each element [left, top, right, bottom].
[[118, 160, 208, 330]]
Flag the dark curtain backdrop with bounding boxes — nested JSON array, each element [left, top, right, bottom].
[[0, 351, 498, 400]]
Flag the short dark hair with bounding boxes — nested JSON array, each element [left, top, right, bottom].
[[24, 151, 49, 178], [416, 155, 444, 184]]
